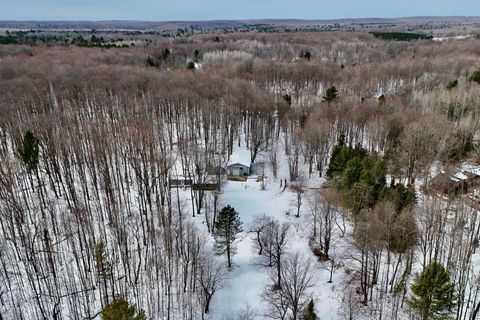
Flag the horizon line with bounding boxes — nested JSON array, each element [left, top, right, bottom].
[[1, 15, 479, 24]]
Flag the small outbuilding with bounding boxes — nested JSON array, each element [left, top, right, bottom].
[[227, 163, 250, 176], [226, 151, 252, 177]]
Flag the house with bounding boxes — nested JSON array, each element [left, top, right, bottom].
[[227, 163, 250, 176], [226, 151, 251, 177], [429, 163, 480, 195]]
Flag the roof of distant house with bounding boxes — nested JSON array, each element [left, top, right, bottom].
[[227, 151, 251, 166], [447, 163, 480, 182]]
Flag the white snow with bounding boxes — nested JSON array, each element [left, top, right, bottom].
[[227, 150, 251, 166], [462, 163, 480, 176], [452, 171, 468, 181], [432, 35, 473, 41], [172, 137, 349, 319]]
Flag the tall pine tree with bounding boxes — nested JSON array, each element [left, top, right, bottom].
[[214, 205, 243, 268], [16, 130, 39, 173], [409, 261, 456, 320], [322, 86, 338, 104]]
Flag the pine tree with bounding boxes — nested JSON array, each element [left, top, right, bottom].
[[161, 48, 170, 61], [282, 94, 292, 106], [16, 130, 39, 173], [469, 70, 480, 84], [193, 49, 200, 62], [445, 79, 458, 90], [101, 299, 146, 320], [322, 86, 338, 104], [300, 50, 311, 61], [302, 300, 318, 320], [409, 261, 456, 320], [95, 241, 112, 304], [186, 61, 195, 70], [214, 205, 243, 268]]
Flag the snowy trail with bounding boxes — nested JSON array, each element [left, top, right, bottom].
[[209, 178, 292, 318], [203, 146, 343, 319]]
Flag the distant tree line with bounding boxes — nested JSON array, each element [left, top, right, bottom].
[[370, 32, 433, 41], [0, 32, 130, 47]]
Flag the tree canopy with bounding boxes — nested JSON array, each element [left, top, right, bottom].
[[16, 131, 40, 173], [101, 299, 146, 320], [322, 86, 338, 104], [327, 141, 415, 214], [214, 205, 243, 268], [409, 261, 456, 320]]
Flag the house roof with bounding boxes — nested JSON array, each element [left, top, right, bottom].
[[227, 162, 250, 168], [462, 163, 480, 176], [227, 151, 251, 166], [449, 163, 480, 182], [452, 171, 468, 182]]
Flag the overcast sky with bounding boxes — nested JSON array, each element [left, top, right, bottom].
[[2, 0, 480, 21]]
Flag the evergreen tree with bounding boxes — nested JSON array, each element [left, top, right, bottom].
[[282, 94, 292, 106], [409, 261, 456, 320], [161, 48, 170, 61], [193, 49, 200, 62], [327, 134, 346, 175], [214, 205, 243, 268], [302, 300, 318, 320], [16, 130, 40, 173], [378, 94, 386, 104], [186, 61, 196, 70], [95, 241, 112, 304], [101, 298, 146, 320], [322, 86, 338, 104], [300, 50, 312, 61], [146, 55, 159, 67], [469, 70, 480, 84], [445, 79, 458, 90]]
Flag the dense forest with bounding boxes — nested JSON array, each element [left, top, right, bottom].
[[1, 29, 480, 319]]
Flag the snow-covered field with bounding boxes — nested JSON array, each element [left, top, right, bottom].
[[170, 142, 350, 319], [211, 177, 348, 319]]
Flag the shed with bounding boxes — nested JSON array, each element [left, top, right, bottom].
[[227, 163, 250, 176], [226, 151, 252, 177]]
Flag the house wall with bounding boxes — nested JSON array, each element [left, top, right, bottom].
[[227, 164, 250, 176], [468, 176, 480, 189]]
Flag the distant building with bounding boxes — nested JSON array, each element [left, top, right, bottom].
[[226, 151, 252, 177], [226, 163, 250, 176], [429, 163, 480, 195]]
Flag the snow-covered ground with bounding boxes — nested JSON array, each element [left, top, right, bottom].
[[432, 35, 473, 41], [173, 141, 349, 319]]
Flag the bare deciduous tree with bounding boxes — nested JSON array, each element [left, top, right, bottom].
[[196, 254, 227, 315], [262, 253, 316, 320]]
